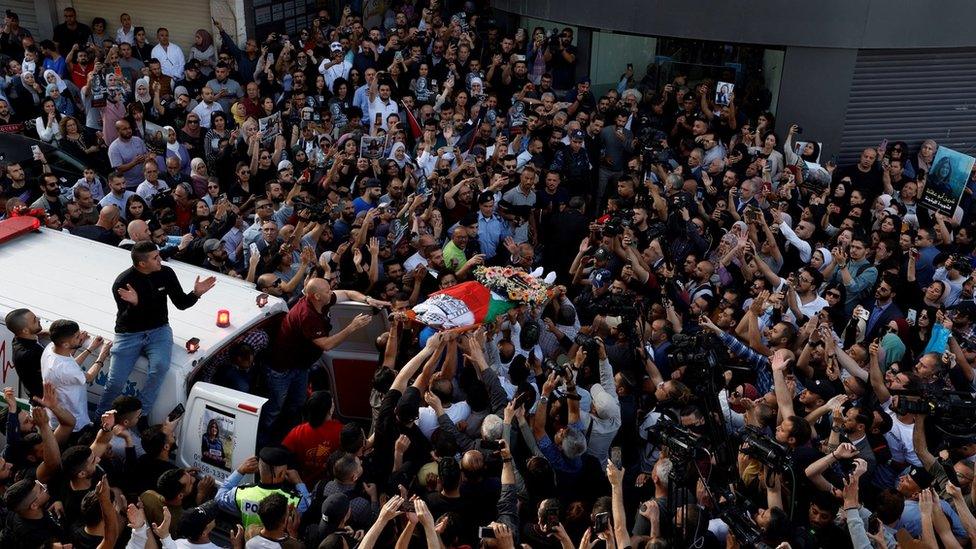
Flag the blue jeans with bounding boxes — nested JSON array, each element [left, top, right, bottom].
[[261, 368, 308, 438], [96, 325, 173, 416]]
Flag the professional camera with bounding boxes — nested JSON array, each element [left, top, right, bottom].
[[292, 197, 333, 223], [602, 210, 632, 236], [739, 425, 792, 472], [667, 332, 721, 372], [645, 415, 699, 459], [891, 386, 976, 438], [639, 130, 671, 165], [574, 333, 599, 354]]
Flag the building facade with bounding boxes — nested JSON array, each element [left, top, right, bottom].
[[494, 0, 976, 163]]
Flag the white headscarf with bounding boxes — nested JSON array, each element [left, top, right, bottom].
[[387, 141, 411, 168], [43, 70, 67, 93], [163, 126, 180, 153], [816, 247, 834, 272]]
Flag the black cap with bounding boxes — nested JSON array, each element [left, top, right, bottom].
[[3, 479, 35, 510], [805, 378, 839, 401], [908, 465, 934, 489], [395, 386, 421, 422], [180, 506, 216, 539], [365, 178, 382, 189], [320, 493, 350, 525], [461, 211, 479, 227], [258, 446, 291, 467]]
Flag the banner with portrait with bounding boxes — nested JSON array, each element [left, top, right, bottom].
[[919, 146, 975, 216]]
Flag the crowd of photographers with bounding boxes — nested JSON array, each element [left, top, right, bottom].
[[4, 1, 976, 548]]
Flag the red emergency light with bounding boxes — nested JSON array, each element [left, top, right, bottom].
[[216, 309, 230, 328]]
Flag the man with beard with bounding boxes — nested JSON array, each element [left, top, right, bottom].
[[40, 320, 112, 433], [5, 309, 45, 397]]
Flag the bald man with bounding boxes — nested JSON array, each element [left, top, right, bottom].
[[70, 204, 122, 245], [120, 220, 151, 249], [261, 278, 391, 438]]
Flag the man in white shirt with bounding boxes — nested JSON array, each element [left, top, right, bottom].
[[417, 378, 471, 439], [403, 234, 435, 272], [319, 42, 351, 89], [135, 160, 170, 201], [191, 86, 223, 129], [115, 13, 135, 45], [40, 320, 111, 432], [366, 71, 399, 133], [150, 28, 185, 79]]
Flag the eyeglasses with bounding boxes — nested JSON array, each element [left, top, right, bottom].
[[260, 155, 271, 160], [272, 278, 282, 287], [826, 291, 841, 298], [187, 120, 200, 124], [208, 184, 219, 190]]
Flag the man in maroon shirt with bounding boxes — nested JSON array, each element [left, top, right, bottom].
[[262, 277, 389, 440]]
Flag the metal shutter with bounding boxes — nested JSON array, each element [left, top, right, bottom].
[[7, 0, 40, 36], [839, 48, 976, 164], [68, 0, 213, 60]]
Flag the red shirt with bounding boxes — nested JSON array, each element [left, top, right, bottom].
[[282, 419, 343, 483], [273, 294, 335, 370], [70, 62, 93, 89]]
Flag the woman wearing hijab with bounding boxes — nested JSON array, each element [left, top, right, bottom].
[[913, 139, 938, 176], [158, 126, 192, 176], [190, 29, 217, 77], [131, 77, 157, 120], [46, 83, 75, 117], [179, 113, 206, 158], [387, 141, 412, 170]]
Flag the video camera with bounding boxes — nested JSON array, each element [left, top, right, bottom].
[[739, 425, 792, 472], [292, 197, 333, 223], [891, 386, 976, 438], [645, 415, 700, 459]]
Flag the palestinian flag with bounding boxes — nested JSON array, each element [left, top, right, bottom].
[[410, 281, 513, 330], [402, 101, 423, 140]]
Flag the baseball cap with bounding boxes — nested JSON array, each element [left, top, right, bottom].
[[365, 178, 382, 188], [203, 239, 222, 253], [277, 160, 293, 172], [330, 41, 343, 52], [805, 378, 839, 401], [593, 247, 611, 261], [570, 129, 585, 141], [258, 446, 291, 467], [180, 506, 216, 539], [320, 493, 350, 525], [590, 383, 620, 421], [908, 465, 934, 489], [591, 268, 612, 289]]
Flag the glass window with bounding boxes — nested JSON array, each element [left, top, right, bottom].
[[589, 31, 657, 96]]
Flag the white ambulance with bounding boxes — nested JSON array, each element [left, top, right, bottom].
[[0, 219, 386, 482]]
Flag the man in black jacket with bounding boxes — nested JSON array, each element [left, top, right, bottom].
[[95, 241, 215, 419]]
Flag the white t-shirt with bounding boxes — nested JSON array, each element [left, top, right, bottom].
[[136, 179, 170, 201], [417, 401, 472, 439], [368, 95, 399, 132], [40, 343, 89, 431], [882, 399, 921, 467]]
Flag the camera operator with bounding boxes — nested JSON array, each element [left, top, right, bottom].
[[542, 28, 578, 93]]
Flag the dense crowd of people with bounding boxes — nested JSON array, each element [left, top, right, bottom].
[[3, 1, 976, 548]]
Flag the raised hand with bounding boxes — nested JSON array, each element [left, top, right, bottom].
[[194, 275, 217, 297], [117, 284, 138, 305]]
